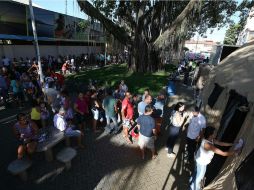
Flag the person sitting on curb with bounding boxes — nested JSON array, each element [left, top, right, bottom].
[[54, 107, 84, 148], [137, 105, 157, 160]]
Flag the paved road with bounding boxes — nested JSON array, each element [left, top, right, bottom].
[[0, 82, 194, 190]]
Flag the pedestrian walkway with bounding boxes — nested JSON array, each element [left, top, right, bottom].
[[0, 81, 194, 190]]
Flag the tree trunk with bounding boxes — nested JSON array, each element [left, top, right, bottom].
[[128, 32, 160, 73]]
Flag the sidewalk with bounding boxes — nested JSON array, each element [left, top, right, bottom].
[[0, 81, 194, 190]]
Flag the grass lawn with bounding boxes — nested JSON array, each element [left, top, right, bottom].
[[66, 64, 176, 95]]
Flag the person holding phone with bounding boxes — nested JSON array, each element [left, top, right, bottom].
[[13, 113, 38, 159]]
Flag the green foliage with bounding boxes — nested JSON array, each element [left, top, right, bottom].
[[77, 20, 90, 30], [224, 24, 241, 45], [164, 64, 177, 72], [89, 0, 239, 47], [78, 0, 239, 72], [66, 64, 169, 95]]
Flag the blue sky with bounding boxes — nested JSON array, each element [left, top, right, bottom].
[[33, 0, 243, 43], [33, 0, 86, 18]]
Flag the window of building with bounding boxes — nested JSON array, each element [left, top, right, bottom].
[[235, 149, 254, 190]]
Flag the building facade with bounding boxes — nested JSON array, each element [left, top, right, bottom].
[[237, 6, 254, 45], [184, 39, 217, 54], [0, 1, 105, 59]]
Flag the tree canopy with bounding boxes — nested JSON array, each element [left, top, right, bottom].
[[224, 24, 241, 45], [77, 0, 239, 72]]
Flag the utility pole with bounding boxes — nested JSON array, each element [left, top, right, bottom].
[[29, 0, 43, 83], [65, 0, 68, 15]]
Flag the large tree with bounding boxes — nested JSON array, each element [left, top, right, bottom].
[[77, 0, 237, 72]]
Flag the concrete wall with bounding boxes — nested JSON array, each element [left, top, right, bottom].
[[0, 45, 103, 59]]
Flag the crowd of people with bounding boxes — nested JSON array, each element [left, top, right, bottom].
[[1, 54, 242, 190], [1, 52, 126, 77]]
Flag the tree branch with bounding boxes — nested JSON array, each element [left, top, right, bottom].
[[77, 0, 131, 45], [154, 0, 200, 49]]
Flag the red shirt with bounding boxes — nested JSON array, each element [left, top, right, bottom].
[[121, 98, 134, 120], [51, 72, 64, 86], [76, 98, 89, 114]]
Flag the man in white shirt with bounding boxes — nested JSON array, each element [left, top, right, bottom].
[[70, 57, 75, 73], [54, 107, 84, 148], [186, 107, 206, 162]]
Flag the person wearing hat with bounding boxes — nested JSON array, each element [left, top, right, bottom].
[[53, 107, 84, 148]]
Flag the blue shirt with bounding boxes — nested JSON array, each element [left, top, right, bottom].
[[138, 101, 147, 115], [167, 81, 176, 96], [10, 80, 20, 93], [137, 115, 155, 137], [0, 75, 7, 89], [102, 96, 116, 118]]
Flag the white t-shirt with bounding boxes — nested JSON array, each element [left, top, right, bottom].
[[187, 113, 206, 139], [71, 58, 74, 65], [195, 139, 214, 165], [53, 114, 67, 131]]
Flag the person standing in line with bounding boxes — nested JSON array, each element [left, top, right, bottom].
[[102, 89, 118, 133], [189, 126, 239, 190], [0, 70, 8, 105], [44, 81, 59, 113], [186, 107, 206, 163], [90, 90, 103, 133], [74, 92, 89, 132], [137, 105, 157, 159], [166, 102, 187, 158], [142, 89, 150, 101], [61, 60, 69, 75], [138, 94, 153, 116], [10, 74, 24, 108], [2, 56, 11, 69], [121, 92, 134, 143], [30, 100, 41, 128], [119, 80, 128, 99]]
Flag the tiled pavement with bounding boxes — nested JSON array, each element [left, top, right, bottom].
[[0, 82, 194, 190]]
